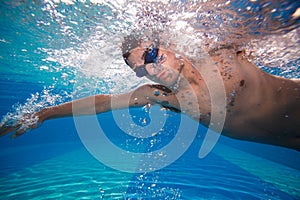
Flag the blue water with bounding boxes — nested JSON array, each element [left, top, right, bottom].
[[1, 82, 299, 199], [1, 1, 300, 199]]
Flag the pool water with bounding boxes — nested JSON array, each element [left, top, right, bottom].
[[0, 0, 300, 199], [1, 98, 299, 199], [0, 119, 299, 199]]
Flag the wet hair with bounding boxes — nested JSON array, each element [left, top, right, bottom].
[[121, 33, 160, 65], [121, 34, 142, 58]]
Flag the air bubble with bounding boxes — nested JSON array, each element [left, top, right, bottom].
[[40, 66, 49, 71], [99, 188, 105, 199], [100, 87, 106, 93], [174, 53, 181, 59]]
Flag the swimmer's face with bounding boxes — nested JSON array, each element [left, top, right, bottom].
[[123, 43, 183, 87]]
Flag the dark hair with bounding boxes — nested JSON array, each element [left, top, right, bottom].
[[121, 35, 141, 56], [121, 34, 141, 66], [121, 33, 160, 62]]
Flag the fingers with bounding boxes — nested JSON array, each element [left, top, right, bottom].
[[0, 123, 28, 139], [0, 112, 43, 139], [0, 124, 21, 137], [11, 128, 27, 139]]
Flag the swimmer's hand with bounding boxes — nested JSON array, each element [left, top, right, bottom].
[[0, 109, 48, 139]]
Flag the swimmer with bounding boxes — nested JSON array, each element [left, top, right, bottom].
[[1, 36, 299, 151]]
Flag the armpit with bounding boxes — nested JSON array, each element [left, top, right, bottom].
[[161, 104, 181, 113], [150, 84, 173, 94], [148, 84, 180, 112]]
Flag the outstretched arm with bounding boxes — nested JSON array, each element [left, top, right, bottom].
[[0, 84, 179, 138], [43, 84, 179, 119]]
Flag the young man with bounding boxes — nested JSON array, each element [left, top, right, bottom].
[[1, 36, 300, 151]]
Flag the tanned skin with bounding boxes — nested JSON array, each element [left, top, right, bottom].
[[1, 42, 299, 151]]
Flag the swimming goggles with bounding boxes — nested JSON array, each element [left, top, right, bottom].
[[135, 47, 159, 77]]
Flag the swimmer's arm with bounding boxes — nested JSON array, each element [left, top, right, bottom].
[[0, 95, 116, 138], [0, 84, 179, 138], [41, 84, 179, 120]]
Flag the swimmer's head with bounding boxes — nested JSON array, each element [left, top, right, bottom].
[[121, 34, 160, 65], [121, 34, 184, 87]]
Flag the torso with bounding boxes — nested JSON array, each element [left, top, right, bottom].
[[174, 48, 300, 150]]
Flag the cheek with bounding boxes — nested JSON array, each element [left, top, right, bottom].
[[128, 54, 144, 66], [163, 70, 178, 84], [166, 68, 177, 78]]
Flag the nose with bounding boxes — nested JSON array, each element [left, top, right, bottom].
[[145, 63, 163, 76]]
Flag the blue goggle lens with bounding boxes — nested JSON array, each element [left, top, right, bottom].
[[144, 48, 158, 64], [135, 47, 159, 78]]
